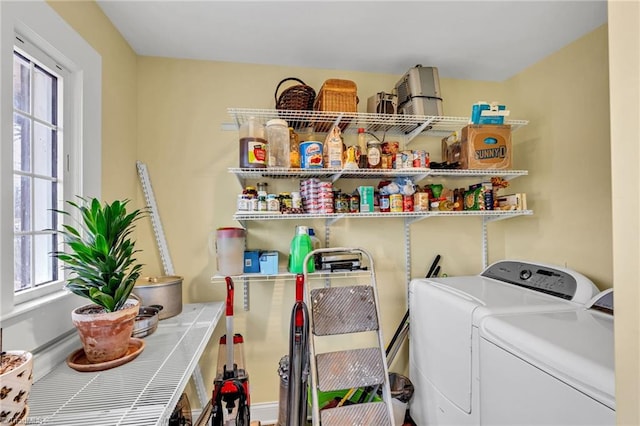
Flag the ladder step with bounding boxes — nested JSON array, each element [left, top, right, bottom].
[[310, 286, 379, 335], [316, 347, 386, 391], [320, 401, 392, 426]]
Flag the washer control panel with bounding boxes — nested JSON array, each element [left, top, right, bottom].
[[481, 260, 595, 301]]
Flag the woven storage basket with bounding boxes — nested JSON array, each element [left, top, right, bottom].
[[275, 77, 316, 129], [313, 79, 358, 132]]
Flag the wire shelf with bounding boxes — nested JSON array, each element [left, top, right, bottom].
[[28, 303, 224, 426], [226, 108, 529, 138], [229, 167, 527, 181]]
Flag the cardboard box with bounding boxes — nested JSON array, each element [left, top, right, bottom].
[[244, 250, 261, 273], [497, 193, 527, 211], [458, 125, 512, 169], [358, 186, 374, 212], [470, 102, 509, 125], [259, 251, 279, 275]]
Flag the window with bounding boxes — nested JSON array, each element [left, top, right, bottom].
[[13, 43, 65, 300], [1, 0, 102, 354]]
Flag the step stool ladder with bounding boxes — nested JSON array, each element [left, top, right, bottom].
[[304, 247, 395, 426]]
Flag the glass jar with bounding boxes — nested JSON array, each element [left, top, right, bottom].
[[367, 140, 382, 169], [279, 192, 292, 212]]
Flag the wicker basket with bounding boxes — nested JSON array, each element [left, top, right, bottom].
[[275, 77, 316, 129], [313, 79, 358, 132]]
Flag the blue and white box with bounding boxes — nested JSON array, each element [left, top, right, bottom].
[[244, 250, 261, 273], [259, 251, 279, 275], [471, 101, 509, 125]]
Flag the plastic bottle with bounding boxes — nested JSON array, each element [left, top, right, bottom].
[[357, 128, 368, 168], [266, 119, 290, 168], [289, 127, 300, 168], [239, 116, 267, 168], [308, 228, 322, 250], [324, 126, 344, 169], [288, 225, 315, 273]]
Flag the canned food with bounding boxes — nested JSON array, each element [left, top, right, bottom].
[[403, 195, 414, 212], [397, 151, 413, 169], [414, 192, 430, 212], [413, 150, 427, 168], [299, 141, 324, 169], [390, 194, 403, 212]]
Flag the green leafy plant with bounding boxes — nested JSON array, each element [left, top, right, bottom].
[[52, 197, 147, 312]]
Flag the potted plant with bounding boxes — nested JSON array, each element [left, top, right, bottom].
[[53, 197, 146, 364]]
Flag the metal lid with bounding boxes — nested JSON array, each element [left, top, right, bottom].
[[135, 275, 183, 288], [266, 118, 288, 127]]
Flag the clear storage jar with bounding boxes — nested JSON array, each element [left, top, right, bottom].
[[266, 119, 290, 168]]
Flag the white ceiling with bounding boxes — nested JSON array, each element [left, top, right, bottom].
[[96, 0, 607, 82]]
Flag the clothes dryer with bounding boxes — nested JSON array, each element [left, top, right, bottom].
[[408, 260, 599, 426]]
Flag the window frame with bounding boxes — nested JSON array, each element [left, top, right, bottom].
[[12, 38, 67, 303], [0, 0, 102, 354]]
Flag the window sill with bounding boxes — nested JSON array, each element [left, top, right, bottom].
[[1, 289, 79, 323]]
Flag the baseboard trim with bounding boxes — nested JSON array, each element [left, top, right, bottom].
[[251, 401, 279, 424]]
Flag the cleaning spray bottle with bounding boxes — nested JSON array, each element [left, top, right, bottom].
[[288, 225, 315, 274]]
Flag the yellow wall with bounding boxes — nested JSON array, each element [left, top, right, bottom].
[[47, 0, 139, 203], [47, 0, 620, 413], [609, 1, 640, 424]]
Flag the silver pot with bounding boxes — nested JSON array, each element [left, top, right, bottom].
[[132, 306, 161, 338], [133, 276, 183, 319]]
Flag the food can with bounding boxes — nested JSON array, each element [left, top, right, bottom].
[[299, 141, 324, 169], [413, 150, 427, 168], [396, 151, 413, 169], [403, 195, 414, 212], [390, 194, 403, 212], [414, 192, 430, 212]]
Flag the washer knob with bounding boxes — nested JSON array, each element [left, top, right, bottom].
[[520, 269, 532, 280]]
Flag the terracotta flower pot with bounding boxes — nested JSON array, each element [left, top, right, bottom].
[[71, 298, 139, 364], [0, 350, 33, 425]]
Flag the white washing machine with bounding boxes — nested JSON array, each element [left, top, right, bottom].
[[478, 289, 614, 425], [408, 260, 600, 426]]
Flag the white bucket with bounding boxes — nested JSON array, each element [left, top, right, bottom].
[[392, 397, 407, 425]]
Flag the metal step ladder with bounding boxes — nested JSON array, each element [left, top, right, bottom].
[[304, 247, 395, 426]]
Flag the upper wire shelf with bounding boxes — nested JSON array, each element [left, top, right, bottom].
[[225, 108, 529, 138]]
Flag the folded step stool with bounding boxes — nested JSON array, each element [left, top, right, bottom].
[[304, 247, 395, 426]]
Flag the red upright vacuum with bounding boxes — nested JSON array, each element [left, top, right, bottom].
[[211, 277, 250, 426]]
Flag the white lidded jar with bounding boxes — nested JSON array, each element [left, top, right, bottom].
[[266, 119, 290, 168]]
